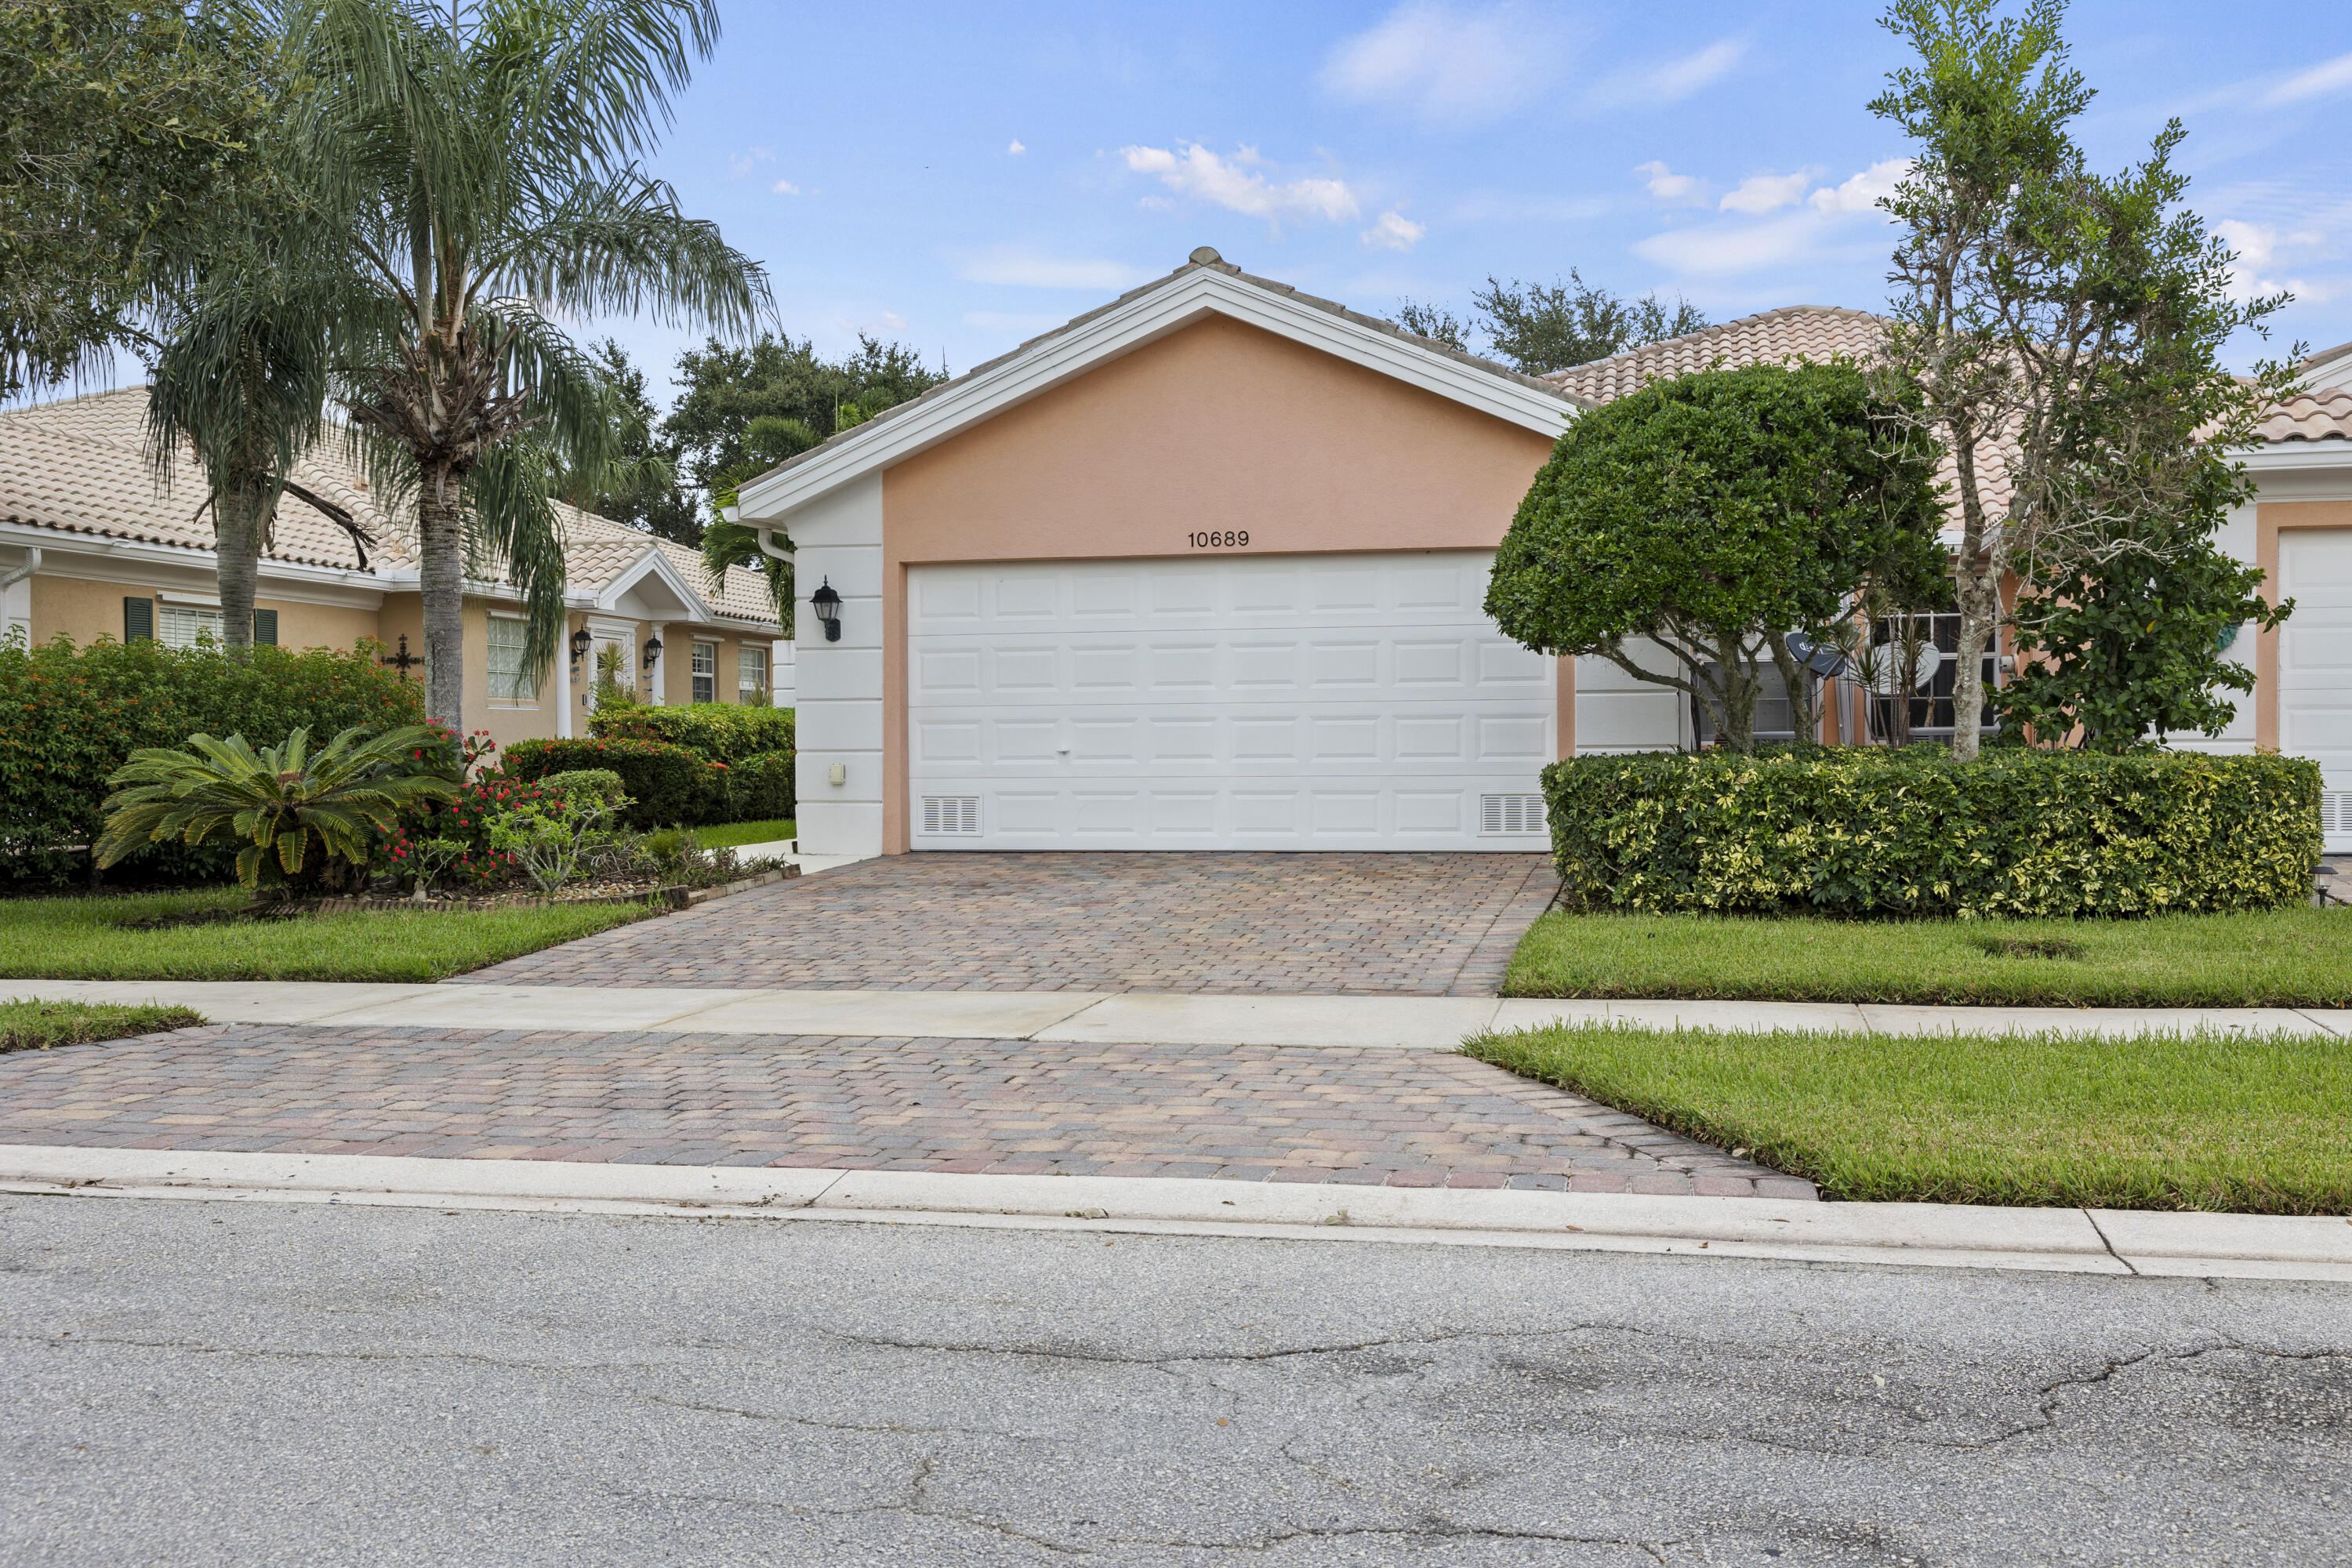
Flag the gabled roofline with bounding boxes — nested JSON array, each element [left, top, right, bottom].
[[736, 251, 1584, 523], [590, 539, 717, 622]]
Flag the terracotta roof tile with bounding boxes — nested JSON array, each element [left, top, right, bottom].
[[0, 387, 779, 628], [2254, 387, 2352, 444], [1542, 305, 1890, 404]]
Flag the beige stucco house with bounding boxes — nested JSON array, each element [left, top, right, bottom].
[[734, 249, 2351, 858], [0, 387, 789, 753]]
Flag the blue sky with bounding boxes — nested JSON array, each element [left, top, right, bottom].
[[589, 0, 2352, 403]]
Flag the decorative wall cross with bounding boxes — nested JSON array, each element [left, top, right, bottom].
[[380, 633, 422, 680]]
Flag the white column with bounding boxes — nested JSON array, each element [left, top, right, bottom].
[[648, 620, 666, 706], [554, 615, 574, 739]]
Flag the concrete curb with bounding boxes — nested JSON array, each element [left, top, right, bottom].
[[3, 1145, 2347, 1281], [5, 980, 2349, 1047]]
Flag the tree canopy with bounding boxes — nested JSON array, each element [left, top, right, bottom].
[[1486, 362, 1943, 751], [1396, 272, 1706, 376]]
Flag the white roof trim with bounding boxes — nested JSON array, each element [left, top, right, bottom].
[[592, 544, 714, 621], [736, 266, 1577, 522]]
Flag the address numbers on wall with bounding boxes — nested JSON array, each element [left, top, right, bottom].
[[1187, 530, 1250, 549]]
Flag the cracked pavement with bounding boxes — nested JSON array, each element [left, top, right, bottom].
[[4, 1195, 2348, 1566]]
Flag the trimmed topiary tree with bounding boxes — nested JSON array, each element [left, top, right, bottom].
[[1486, 361, 1944, 751]]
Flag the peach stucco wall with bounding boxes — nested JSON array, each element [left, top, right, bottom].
[[873, 315, 1568, 853]]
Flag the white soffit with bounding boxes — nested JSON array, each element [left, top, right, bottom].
[[737, 267, 1577, 522]]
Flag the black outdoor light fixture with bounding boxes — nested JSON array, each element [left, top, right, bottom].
[[568, 627, 593, 670], [811, 578, 842, 642], [641, 633, 663, 671]]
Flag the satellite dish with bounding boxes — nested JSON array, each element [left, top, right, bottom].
[[1857, 644, 1944, 696]]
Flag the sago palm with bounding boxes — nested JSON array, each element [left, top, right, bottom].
[[95, 724, 455, 891], [304, 0, 771, 730]]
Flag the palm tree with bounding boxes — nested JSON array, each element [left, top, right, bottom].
[[307, 0, 770, 730]]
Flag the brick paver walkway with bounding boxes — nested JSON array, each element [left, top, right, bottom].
[[0, 1025, 1812, 1198], [461, 851, 1559, 995]]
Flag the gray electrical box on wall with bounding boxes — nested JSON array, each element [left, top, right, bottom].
[[828, 763, 846, 787]]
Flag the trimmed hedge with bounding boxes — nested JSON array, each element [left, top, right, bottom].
[[1544, 747, 2321, 919], [589, 703, 793, 764], [728, 750, 795, 820], [500, 738, 726, 829], [536, 768, 628, 808], [0, 636, 424, 884]]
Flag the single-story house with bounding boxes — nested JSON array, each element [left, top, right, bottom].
[[0, 387, 790, 753], [737, 249, 2352, 858]]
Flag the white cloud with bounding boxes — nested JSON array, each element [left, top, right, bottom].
[[1320, 2, 1563, 129], [1593, 38, 1746, 107], [771, 179, 802, 196], [2215, 218, 2320, 303], [2263, 50, 2352, 107], [1634, 160, 1700, 202], [873, 312, 908, 334], [1633, 158, 1910, 278], [1360, 210, 1426, 251], [729, 146, 775, 177], [1120, 143, 1360, 224], [1007, 140, 1027, 155], [958, 247, 1152, 291], [1719, 169, 1815, 215], [1808, 158, 1911, 214]]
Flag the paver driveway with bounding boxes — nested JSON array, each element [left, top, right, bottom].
[[0, 1023, 1809, 1196], [464, 851, 1559, 995]]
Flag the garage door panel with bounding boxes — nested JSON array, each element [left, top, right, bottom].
[[909, 553, 1551, 850], [2278, 531, 2352, 850]]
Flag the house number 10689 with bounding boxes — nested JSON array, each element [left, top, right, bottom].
[[1188, 530, 1249, 549]]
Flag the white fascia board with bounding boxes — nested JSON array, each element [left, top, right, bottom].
[[0, 522, 387, 606], [590, 543, 715, 622], [2239, 442, 2352, 475], [736, 269, 1578, 523]]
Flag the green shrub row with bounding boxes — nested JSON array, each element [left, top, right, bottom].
[[728, 750, 796, 820], [500, 738, 725, 829], [0, 636, 424, 884], [588, 703, 793, 763], [1544, 747, 2321, 918]]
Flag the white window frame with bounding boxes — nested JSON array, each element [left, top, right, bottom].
[[487, 612, 536, 707], [738, 642, 769, 705], [157, 604, 227, 649], [690, 638, 717, 704]]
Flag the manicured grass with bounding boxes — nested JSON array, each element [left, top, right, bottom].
[[1465, 1022, 2352, 1213], [1504, 906, 2352, 1007], [0, 998, 205, 1053], [0, 888, 655, 982], [693, 818, 795, 849]]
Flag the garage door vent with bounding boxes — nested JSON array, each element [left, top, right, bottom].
[[1480, 793, 1545, 836], [2323, 792, 2352, 835], [922, 795, 981, 837]]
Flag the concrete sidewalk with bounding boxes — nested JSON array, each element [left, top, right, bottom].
[[9, 978, 2350, 1046], [6, 1144, 2349, 1280]]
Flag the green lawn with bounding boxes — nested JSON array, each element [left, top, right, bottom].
[[694, 818, 795, 850], [0, 997, 206, 1053], [1504, 906, 2352, 1007], [0, 888, 654, 982], [1466, 1022, 2352, 1213]]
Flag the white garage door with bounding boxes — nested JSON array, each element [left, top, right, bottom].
[[907, 552, 1555, 851], [2279, 529, 2352, 850]]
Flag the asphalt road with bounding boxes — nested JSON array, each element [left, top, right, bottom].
[[4, 1195, 2347, 1566]]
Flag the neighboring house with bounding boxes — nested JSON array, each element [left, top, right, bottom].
[[0, 387, 789, 753], [734, 250, 2352, 859]]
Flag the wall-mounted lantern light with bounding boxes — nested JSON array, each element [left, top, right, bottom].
[[811, 578, 842, 642], [641, 633, 663, 672], [568, 628, 593, 670]]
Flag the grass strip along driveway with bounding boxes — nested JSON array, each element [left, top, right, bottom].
[[692, 818, 794, 849], [1466, 1022, 2352, 1214], [1, 999, 204, 1054], [0, 890, 652, 982], [1504, 907, 2352, 1007]]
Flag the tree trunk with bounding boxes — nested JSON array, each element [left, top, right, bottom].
[[215, 481, 262, 653], [1949, 558, 2000, 762], [419, 466, 466, 732]]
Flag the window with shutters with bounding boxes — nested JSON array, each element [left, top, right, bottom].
[[739, 644, 768, 705], [691, 640, 717, 703], [487, 615, 535, 706], [157, 604, 226, 648]]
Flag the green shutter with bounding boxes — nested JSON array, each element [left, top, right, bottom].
[[252, 608, 278, 647], [123, 597, 153, 641]]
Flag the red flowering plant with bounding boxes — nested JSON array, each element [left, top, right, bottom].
[[381, 758, 626, 897]]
